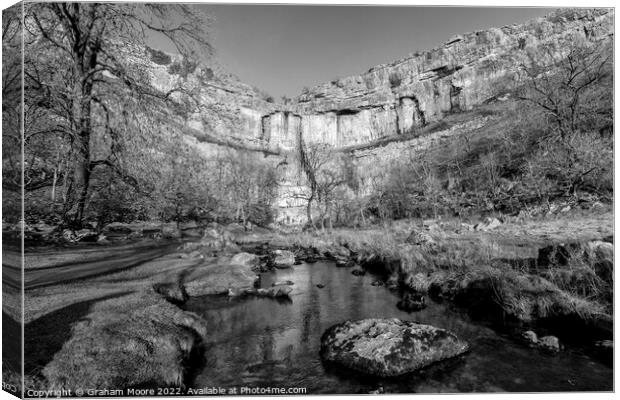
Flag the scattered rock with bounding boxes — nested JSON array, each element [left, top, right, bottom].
[[230, 252, 260, 270], [325, 245, 351, 261], [406, 230, 436, 246], [474, 217, 502, 231], [254, 285, 293, 298], [62, 229, 77, 242], [320, 319, 469, 377], [368, 387, 384, 394], [460, 223, 475, 231], [153, 282, 188, 305], [351, 266, 366, 276], [386, 274, 399, 290], [396, 292, 426, 312], [273, 250, 296, 268], [521, 330, 538, 346], [33, 221, 55, 233], [594, 339, 613, 350], [272, 280, 294, 286], [267, 285, 293, 298], [538, 335, 560, 353], [335, 259, 355, 268], [371, 280, 383, 287]]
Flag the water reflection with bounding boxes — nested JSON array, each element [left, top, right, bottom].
[[185, 262, 612, 393]]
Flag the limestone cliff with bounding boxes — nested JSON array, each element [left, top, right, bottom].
[[143, 8, 613, 224]]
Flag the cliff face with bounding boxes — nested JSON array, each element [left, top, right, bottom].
[[144, 8, 613, 224]]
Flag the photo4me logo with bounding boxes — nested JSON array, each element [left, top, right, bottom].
[[186, 386, 307, 395]]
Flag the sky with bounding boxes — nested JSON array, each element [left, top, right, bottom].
[[162, 5, 557, 98]]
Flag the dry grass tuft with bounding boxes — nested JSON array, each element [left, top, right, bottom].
[[42, 290, 207, 391]]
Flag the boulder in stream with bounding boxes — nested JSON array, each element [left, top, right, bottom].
[[273, 250, 296, 268], [539, 335, 560, 353], [320, 318, 469, 377], [153, 282, 189, 305], [230, 252, 260, 270], [255, 285, 293, 298], [183, 262, 259, 297], [396, 292, 426, 312]]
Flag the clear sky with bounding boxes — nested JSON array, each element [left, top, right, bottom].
[[185, 6, 556, 98]]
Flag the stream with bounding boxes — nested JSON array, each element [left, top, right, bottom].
[[184, 261, 613, 394]]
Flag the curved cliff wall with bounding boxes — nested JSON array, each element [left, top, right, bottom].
[[143, 8, 613, 225], [252, 8, 612, 152]]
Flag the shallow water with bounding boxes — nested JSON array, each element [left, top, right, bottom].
[[184, 262, 613, 394]]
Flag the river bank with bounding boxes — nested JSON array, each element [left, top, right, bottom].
[[268, 208, 614, 353], [5, 207, 613, 393]]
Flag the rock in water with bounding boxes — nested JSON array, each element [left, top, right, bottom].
[[351, 266, 366, 276], [320, 318, 468, 377], [273, 250, 296, 268], [230, 252, 260, 270], [268, 285, 293, 298], [521, 330, 538, 346], [396, 292, 426, 312], [153, 282, 189, 305], [539, 335, 560, 353]]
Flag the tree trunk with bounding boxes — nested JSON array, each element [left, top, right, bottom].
[[306, 193, 314, 228], [63, 84, 93, 228]]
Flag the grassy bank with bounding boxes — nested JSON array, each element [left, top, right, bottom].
[[272, 210, 613, 333]]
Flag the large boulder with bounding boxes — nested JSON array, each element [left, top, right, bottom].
[[320, 319, 468, 377], [230, 252, 260, 270], [273, 250, 295, 269], [183, 262, 259, 297]]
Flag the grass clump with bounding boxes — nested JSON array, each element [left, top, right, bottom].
[[42, 290, 207, 391]]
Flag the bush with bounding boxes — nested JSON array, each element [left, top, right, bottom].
[[167, 58, 198, 78], [147, 47, 172, 65], [520, 131, 613, 200]]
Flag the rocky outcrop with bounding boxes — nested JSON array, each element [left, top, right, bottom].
[[320, 319, 469, 377]]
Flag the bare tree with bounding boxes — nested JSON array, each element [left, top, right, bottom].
[[519, 40, 612, 140], [295, 142, 347, 229], [21, 3, 213, 227]]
